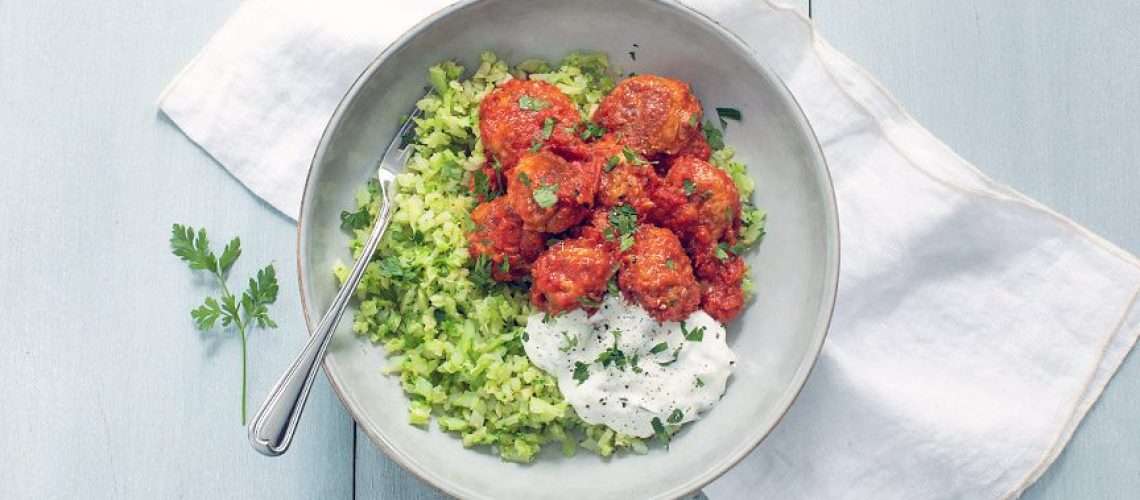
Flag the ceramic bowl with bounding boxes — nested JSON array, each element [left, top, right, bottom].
[[297, 0, 839, 497]]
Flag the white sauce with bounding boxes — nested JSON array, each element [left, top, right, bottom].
[[523, 296, 735, 438]]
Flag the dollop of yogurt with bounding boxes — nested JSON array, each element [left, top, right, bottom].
[[523, 296, 735, 438]]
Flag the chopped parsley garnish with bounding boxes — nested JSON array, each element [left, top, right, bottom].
[[619, 234, 635, 252], [682, 179, 696, 196], [518, 95, 550, 111], [650, 417, 670, 446], [377, 256, 403, 278], [621, 147, 641, 165], [559, 332, 578, 352], [607, 275, 620, 296], [716, 107, 742, 128], [681, 321, 705, 341], [473, 169, 499, 201], [603, 226, 616, 241], [658, 346, 683, 366], [578, 296, 602, 308], [339, 206, 372, 231], [631, 354, 643, 374], [695, 377, 706, 388], [533, 183, 559, 208], [499, 259, 510, 274], [665, 258, 675, 270], [604, 156, 621, 172], [517, 171, 531, 187], [667, 409, 684, 424], [688, 114, 699, 128], [541, 117, 555, 139], [594, 331, 628, 370], [608, 204, 639, 236], [702, 121, 725, 150], [573, 362, 590, 384], [529, 137, 543, 152], [542, 311, 555, 324], [470, 253, 493, 288], [580, 121, 606, 140], [715, 242, 731, 262], [649, 342, 669, 354]]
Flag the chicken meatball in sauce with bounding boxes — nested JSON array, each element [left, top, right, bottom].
[[479, 79, 583, 170], [617, 225, 702, 322], [530, 236, 616, 315], [467, 197, 546, 282], [593, 75, 703, 157], [506, 151, 600, 233]]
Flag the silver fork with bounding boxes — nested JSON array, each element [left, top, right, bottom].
[[248, 105, 423, 456]]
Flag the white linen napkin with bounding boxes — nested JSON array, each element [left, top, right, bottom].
[[159, 0, 1140, 497]]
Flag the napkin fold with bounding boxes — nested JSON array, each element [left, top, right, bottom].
[[159, 0, 1140, 498]]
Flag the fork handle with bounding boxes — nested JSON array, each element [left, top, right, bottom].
[[247, 176, 395, 456]]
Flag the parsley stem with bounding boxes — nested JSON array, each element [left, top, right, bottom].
[[213, 268, 249, 424], [238, 323, 248, 424]]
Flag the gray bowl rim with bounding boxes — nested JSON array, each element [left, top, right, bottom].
[[295, 0, 841, 497]]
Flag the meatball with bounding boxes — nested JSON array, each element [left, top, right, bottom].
[[530, 237, 616, 314], [653, 156, 741, 244], [689, 239, 747, 323], [657, 132, 712, 175], [506, 151, 599, 233], [590, 138, 660, 213], [479, 79, 583, 170], [593, 75, 702, 157], [618, 225, 701, 322], [467, 198, 546, 281]]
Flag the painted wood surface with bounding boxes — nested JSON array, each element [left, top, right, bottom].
[[0, 0, 354, 498], [1, 0, 1136, 498]]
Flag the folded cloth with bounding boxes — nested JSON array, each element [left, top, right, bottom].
[[159, 0, 1140, 497]]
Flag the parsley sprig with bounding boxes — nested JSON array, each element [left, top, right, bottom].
[[170, 223, 279, 424]]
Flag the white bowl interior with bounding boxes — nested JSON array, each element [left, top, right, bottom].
[[298, 0, 838, 498]]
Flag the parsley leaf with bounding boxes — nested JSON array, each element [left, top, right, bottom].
[[518, 95, 550, 111], [667, 409, 684, 424], [649, 342, 669, 354], [340, 208, 372, 231], [715, 242, 731, 262], [377, 256, 403, 278], [559, 332, 578, 353], [681, 321, 705, 341], [651, 417, 671, 446], [619, 234, 635, 252], [573, 361, 590, 384], [171, 224, 218, 273], [580, 121, 606, 140], [533, 183, 559, 208], [716, 107, 742, 127], [665, 258, 675, 270], [470, 253, 494, 288], [473, 169, 498, 202], [608, 204, 639, 236], [683, 179, 696, 197], [604, 156, 620, 172], [702, 121, 725, 150], [529, 137, 543, 152], [541, 117, 555, 139], [578, 296, 602, 309], [517, 172, 532, 187]]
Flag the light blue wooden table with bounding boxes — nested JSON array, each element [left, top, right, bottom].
[[2, 1, 1136, 498]]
